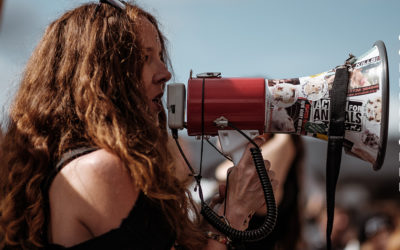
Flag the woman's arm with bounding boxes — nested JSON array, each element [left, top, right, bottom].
[[260, 134, 296, 204]]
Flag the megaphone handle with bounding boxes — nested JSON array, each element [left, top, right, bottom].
[[217, 130, 260, 166], [229, 147, 246, 166]]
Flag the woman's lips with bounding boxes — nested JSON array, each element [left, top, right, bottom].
[[151, 95, 163, 112]]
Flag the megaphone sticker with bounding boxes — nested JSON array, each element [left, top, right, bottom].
[[348, 49, 381, 95], [301, 73, 329, 101], [264, 43, 387, 167]]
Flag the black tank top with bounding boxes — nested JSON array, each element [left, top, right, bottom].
[[45, 148, 176, 250]]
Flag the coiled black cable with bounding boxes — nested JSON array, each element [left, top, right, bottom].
[[172, 126, 278, 242], [200, 146, 277, 242]]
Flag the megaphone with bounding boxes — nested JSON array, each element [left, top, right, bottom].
[[167, 41, 389, 244], [168, 41, 389, 170]]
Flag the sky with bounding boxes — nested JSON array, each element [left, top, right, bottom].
[[1, 0, 399, 132], [0, 0, 399, 187]]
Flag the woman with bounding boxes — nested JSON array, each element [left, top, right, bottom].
[[0, 1, 274, 249]]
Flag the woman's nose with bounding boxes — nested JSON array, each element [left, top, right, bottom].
[[154, 62, 172, 85]]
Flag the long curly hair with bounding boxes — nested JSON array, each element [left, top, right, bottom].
[[0, 3, 206, 249]]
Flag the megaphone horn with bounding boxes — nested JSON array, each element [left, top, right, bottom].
[[168, 41, 389, 170]]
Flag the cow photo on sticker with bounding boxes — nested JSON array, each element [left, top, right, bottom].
[[267, 78, 300, 108], [270, 106, 296, 132]]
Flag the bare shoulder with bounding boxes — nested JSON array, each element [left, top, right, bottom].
[[49, 149, 139, 240], [66, 149, 132, 185]]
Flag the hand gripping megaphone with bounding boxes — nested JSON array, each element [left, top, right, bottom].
[[167, 41, 389, 244]]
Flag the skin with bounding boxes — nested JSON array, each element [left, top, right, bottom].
[[139, 18, 172, 125], [49, 17, 275, 250]]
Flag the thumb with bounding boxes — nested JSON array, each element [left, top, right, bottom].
[[253, 135, 267, 147]]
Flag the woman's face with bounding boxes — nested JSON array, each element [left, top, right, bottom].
[[139, 17, 171, 124]]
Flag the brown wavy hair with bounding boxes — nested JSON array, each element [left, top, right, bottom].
[[0, 3, 206, 249]]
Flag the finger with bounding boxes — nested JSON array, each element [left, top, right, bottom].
[[244, 136, 266, 152], [264, 160, 271, 170], [240, 137, 266, 164], [253, 136, 266, 147], [271, 179, 279, 191], [259, 133, 272, 142], [267, 169, 275, 179], [209, 193, 224, 208]]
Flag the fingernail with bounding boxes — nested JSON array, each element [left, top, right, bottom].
[[255, 135, 266, 142]]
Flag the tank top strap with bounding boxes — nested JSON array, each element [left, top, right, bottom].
[[44, 147, 98, 192], [54, 147, 99, 172]]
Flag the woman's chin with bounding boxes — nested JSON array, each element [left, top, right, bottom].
[[150, 112, 159, 127]]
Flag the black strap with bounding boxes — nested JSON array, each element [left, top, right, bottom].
[[44, 147, 99, 192], [326, 67, 350, 250], [55, 147, 98, 172]]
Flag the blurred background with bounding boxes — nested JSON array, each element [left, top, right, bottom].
[[1, 0, 399, 249]]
